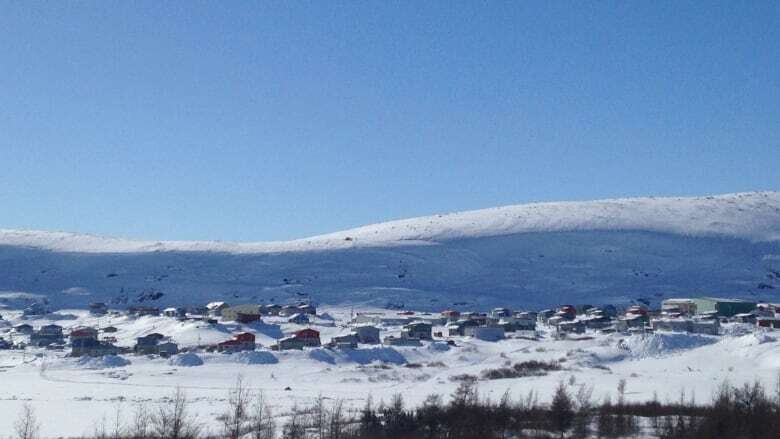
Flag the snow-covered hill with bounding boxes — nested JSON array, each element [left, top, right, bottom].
[[1, 192, 779, 310]]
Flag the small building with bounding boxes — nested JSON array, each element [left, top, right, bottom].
[[293, 328, 321, 347], [221, 304, 261, 322], [446, 319, 479, 337], [402, 322, 432, 341], [89, 302, 108, 315], [279, 305, 299, 317], [353, 325, 381, 344], [157, 341, 179, 357], [275, 336, 306, 350], [383, 335, 422, 347], [163, 307, 186, 318], [581, 314, 612, 330], [218, 332, 256, 353], [734, 312, 757, 324], [441, 310, 461, 322], [757, 318, 780, 329], [615, 314, 648, 332], [14, 324, 34, 335], [537, 309, 555, 324], [206, 301, 229, 317], [70, 327, 99, 342], [135, 335, 163, 355], [662, 299, 697, 315], [558, 320, 586, 334], [102, 326, 118, 333], [0, 338, 11, 349], [287, 313, 310, 325], [652, 318, 693, 332], [30, 324, 64, 347], [691, 319, 719, 335], [691, 298, 756, 318], [329, 333, 358, 349], [71, 338, 119, 357], [490, 308, 512, 319], [464, 325, 505, 341]]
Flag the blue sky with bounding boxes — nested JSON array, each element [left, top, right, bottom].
[[1, 2, 778, 241]]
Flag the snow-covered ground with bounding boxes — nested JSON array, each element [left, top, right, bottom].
[[1, 192, 779, 311], [1, 307, 779, 437]]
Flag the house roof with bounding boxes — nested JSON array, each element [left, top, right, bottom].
[[294, 328, 320, 337]]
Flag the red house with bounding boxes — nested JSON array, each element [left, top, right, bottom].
[[293, 328, 321, 347], [218, 332, 256, 353]]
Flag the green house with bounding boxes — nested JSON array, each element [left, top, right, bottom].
[[692, 297, 756, 317]]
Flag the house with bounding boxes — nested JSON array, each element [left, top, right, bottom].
[[652, 318, 693, 333], [558, 320, 586, 334], [558, 305, 577, 320], [163, 307, 186, 318], [329, 333, 358, 349], [513, 312, 537, 331], [402, 322, 432, 341], [287, 313, 310, 325], [537, 309, 555, 324], [14, 324, 34, 334], [581, 313, 612, 330], [127, 307, 160, 317], [71, 338, 119, 357], [383, 335, 422, 346], [297, 304, 317, 315], [157, 341, 179, 357], [275, 336, 306, 350], [446, 319, 479, 337], [490, 308, 512, 319], [734, 312, 757, 324], [293, 329, 321, 347], [691, 298, 756, 318], [464, 325, 505, 341], [615, 314, 648, 332], [69, 327, 99, 342], [135, 335, 163, 355], [758, 318, 780, 329], [221, 305, 261, 323], [30, 324, 64, 347], [441, 310, 461, 322], [662, 299, 697, 315], [206, 302, 229, 317], [89, 302, 108, 315], [353, 325, 381, 344], [691, 319, 719, 335], [217, 332, 256, 353]]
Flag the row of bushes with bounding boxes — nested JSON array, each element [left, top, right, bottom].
[[11, 375, 780, 439]]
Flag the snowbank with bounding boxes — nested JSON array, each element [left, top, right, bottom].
[[168, 352, 204, 367], [230, 351, 279, 365], [76, 355, 131, 369], [620, 333, 717, 359]]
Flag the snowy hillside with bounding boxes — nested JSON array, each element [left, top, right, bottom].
[[1, 192, 779, 310]]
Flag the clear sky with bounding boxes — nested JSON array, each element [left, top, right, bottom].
[[1, 1, 778, 242]]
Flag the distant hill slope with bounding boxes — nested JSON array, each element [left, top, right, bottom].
[[1, 192, 779, 310]]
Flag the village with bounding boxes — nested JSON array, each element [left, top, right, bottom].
[[1, 296, 779, 359]]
